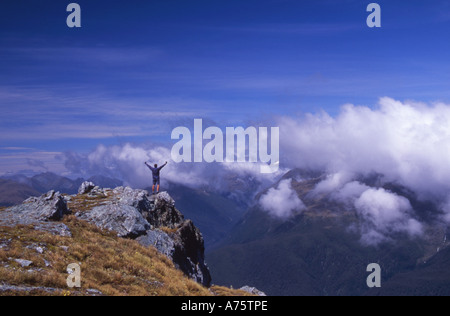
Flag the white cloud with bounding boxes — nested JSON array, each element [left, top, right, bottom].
[[331, 180, 370, 206], [259, 179, 306, 219], [279, 97, 450, 203], [311, 172, 354, 196], [62, 143, 282, 192], [354, 188, 423, 245]]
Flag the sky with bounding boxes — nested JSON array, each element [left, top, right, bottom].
[[1, 0, 450, 176]]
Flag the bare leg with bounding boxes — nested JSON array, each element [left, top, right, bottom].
[[157, 185, 160, 193], [152, 185, 155, 194]]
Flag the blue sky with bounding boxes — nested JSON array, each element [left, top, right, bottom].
[[1, 0, 450, 175]]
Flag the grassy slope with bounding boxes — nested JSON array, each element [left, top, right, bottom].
[[0, 214, 250, 296]]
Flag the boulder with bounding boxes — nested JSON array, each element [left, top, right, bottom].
[[1, 190, 70, 224], [72, 184, 212, 286], [239, 286, 267, 296], [146, 193, 184, 229], [76, 203, 150, 238], [1, 182, 212, 287], [0, 190, 72, 236], [136, 229, 175, 258], [78, 181, 96, 195]]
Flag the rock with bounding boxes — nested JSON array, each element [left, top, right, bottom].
[[78, 181, 96, 195], [15, 190, 70, 222], [33, 222, 72, 237], [76, 203, 150, 238], [1, 184, 212, 288], [14, 259, 33, 268], [0, 283, 60, 294], [100, 189, 212, 286], [171, 220, 211, 287], [86, 288, 103, 296], [239, 286, 267, 296], [0, 191, 72, 236], [136, 229, 175, 258], [146, 192, 184, 228]]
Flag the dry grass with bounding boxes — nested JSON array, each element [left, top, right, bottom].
[[66, 194, 110, 214], [0, 194, 256, 297], [159, 226, 179, 235], [0, 216, 214, 296]]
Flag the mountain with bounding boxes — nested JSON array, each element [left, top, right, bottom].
[[0, 172, 247, 250], [0, 182, 255, 296], [0, 179, 41, 207], [0, 172, 124, 206], [207, 169, 450, 296], [86, 175, 123, 189], [1, 172, 124, 195], [30, 172, 84, 195], [167, 184, 246, 249]]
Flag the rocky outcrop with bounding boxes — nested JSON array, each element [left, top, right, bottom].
[[78, 181, 96, 195], [75, 182, 213, 286], [73, 183, 211, 286], [0, 190, 72, 237], [0, 182, 212, 287], [239, 286, 267, 296], [8, 190, 70, 222]]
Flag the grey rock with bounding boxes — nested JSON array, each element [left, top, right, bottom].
[[78, 181, 96, 195], [7, 190, 70, 222], [0, 191, 72, 237], [112, 189, 211, 286], [76, 200, 150, 238], [136, 229, 175, 258], [0, 283, 60, 294], [146, 192, 184, 229], [239, 286, 267, 296], [14, 259, 33, 268], [1, 184, 212, 288], [170, 220, 211, 287], [86, 288, 103, 296], [33, 222, 72, 237]]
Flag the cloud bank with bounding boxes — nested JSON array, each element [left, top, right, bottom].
[[279, 97, 450, 202], [62, 143, 284, 194], [354, 187, 423, 245], [60, 97, 450, 244], [259, 179, 306, 219], [276, 97, 450, 244]]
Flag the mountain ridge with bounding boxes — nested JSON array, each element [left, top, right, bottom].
[[208, 168, 450, 296], [0, 181, 262, 296]]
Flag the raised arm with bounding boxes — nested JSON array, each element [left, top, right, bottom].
[[158, 161, 168, 171]]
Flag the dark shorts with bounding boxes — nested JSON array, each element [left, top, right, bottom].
[[153, 177, 160, 185]]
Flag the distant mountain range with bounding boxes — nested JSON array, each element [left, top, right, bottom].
[[4, 169, 450, 295], [207, 169, 450, 296], [0, 172, 246, 250], [0, 172, 124, 206]]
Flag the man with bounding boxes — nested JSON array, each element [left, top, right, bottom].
[[145, 161, 168, 194]]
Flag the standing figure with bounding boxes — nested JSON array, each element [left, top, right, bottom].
[[145, 161, 168, 194]]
